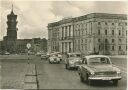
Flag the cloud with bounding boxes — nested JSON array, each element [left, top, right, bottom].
[[0, 1, 127, 40]]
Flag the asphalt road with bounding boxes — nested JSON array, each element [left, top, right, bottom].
[[0, 55, 127, 89], [36, 57, 127, 90]]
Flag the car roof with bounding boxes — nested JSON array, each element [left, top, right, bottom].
[[84, 55, 110, 59]]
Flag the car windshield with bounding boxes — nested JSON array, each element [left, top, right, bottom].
[[88, 57, 111, 65]]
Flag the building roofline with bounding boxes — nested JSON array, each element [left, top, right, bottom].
[[48, 13, 127, 27]]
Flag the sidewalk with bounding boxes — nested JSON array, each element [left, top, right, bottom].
[[1, 61, 27, 89], [0, 55, 34, 60]]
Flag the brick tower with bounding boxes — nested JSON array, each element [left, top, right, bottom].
[[4, 5, 18, 53]]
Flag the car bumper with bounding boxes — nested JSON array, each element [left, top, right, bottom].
[[89, 76, 122, 80], [50, 60, 60, 63], [69, 64, 80, 68]]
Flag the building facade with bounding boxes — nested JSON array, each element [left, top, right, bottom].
[[48, 13, 127, 55]]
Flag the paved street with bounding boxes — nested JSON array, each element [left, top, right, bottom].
[[36, 57, 127, 90], [0, 55, 127, 89]]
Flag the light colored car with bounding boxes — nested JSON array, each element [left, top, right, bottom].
[[78, 55, 121, 85], [49, 55, 60, 64], [65, 57, 82, 69], [41, 54, 47, 60]]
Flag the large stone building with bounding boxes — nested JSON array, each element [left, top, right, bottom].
[[0, 6, 47, 54], [48, 13, 127, 55]]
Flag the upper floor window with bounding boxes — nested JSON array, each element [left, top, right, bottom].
[[112, 39, 114, 43], [112, 46, 114, 51], [119, 39, 121, 43], [98, 22, 101, 25], [105, 39, 108, 43], [98, 39, 100, 42], [119, 30, 121, 35], [118, 23, 121, 26], [112, 30, 114, 35], [98, 29, 100, 35], [119, 46, 121, 50], [105, 30, 107, 35], [125, 22, 127, 26], [112, 23, 114, 25], [105, 22, 107, 25]]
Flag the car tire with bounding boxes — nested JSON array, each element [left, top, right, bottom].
[[113, 80, 118, 86], [49, 61, 51, 64], [80, 74, 84, 82], [85, 73, 90, 84], [67, 64, 70, 70], [65, 64, 68, 69]]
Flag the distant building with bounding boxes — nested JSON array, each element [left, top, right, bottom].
[[48, 13, 127, 55], [0, 6, 47, 54]]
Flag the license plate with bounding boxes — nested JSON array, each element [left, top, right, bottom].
[[102, 77, 111, 80]]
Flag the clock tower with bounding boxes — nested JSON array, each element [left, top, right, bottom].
[[5, 5, 18, 53]]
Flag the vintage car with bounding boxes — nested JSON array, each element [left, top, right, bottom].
[[65, 53, 82, 69], [78, 55, 121, 85], [41, 54, 47, 60], [48, 55, 61, 64]]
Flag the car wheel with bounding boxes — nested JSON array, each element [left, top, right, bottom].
[[85, 73, 90, 84], [65, 64, 68, 69], [113, 80, 118, 86], [80, 74, 84, 82], [67, 64, 70, 70], [49, 61, 51, 64]]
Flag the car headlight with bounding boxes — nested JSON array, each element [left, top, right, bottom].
[[90, 72, 95, 76]]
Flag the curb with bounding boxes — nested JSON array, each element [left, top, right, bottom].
[[24, 64, 38, 89]]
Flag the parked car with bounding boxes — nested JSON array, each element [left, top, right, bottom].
[[65, 53, 82, 70], [78, 55, 121, 85], [48, 55, 61, 64]]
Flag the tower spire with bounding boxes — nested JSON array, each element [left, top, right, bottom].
[[11, 4, 14, 15], [12, 4, 13, 12]]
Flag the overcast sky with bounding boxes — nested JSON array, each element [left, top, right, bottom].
[[0, 0, 127, 40]]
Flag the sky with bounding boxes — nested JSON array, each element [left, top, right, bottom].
[[0, 0, 127, 40]]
